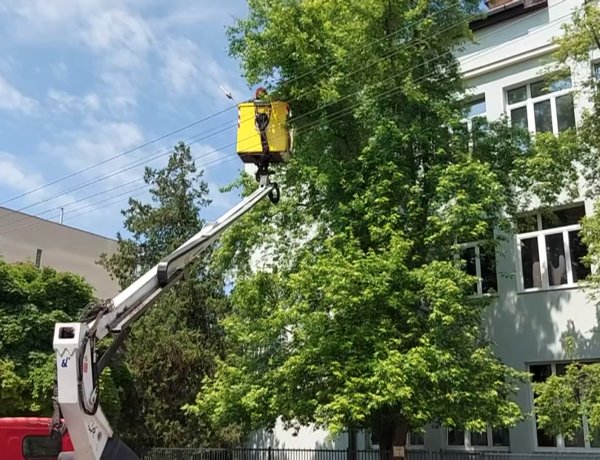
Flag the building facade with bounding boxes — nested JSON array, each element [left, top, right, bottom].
[[0, 207, 120, 300], [247, 0, 600, 454]]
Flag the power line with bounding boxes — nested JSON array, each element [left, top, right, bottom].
[[0, 4, 457, 207], [0, 105, 238, 207], [0, 1, 571, 224], [0, 3, 469, 209], [0, 154, 239, 237]]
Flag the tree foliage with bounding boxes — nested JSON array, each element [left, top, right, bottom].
[[0, 258, 127, 418], [98, 142, 229, 449], [184, 0, 583, 449], [520, 0, 600, 443]]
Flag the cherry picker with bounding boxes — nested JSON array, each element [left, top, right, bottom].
[[51, 92, 292, 459]]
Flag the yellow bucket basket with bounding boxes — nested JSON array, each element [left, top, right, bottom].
[[236, 100, 292, 164]]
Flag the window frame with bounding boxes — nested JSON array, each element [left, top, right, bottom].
[[515, 203, 589, 293], [530, 361, 600, 451], [445, 426, 510, 451], [505, 74, 576, 135], [407, 431, 425, 449], [458, 241, 498, 297]]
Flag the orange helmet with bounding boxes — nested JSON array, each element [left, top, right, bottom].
[[255, 87, 267, 99]]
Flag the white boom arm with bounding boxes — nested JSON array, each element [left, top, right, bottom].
[[53, 179, 278, 460]]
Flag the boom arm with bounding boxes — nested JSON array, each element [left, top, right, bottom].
[[53, 178, 279, 460]]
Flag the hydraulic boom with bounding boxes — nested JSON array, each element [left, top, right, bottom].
[[52, 174, 280, 460]]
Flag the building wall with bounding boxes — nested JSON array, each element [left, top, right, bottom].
[[442, 0, 600, 453], [0, 207, 120, 300], [246, 0, 600, 453]]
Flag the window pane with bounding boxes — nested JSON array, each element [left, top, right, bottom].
[[565, 427, 585, 447], [541, 205, 585, 229], [508, 86, 527, 104], [530, 364, 552, 383], [531, 80, 549, 98], [569, 230, 591, 282], [531, 76, 572, 98], [409, 431, 424, 445], [480, 247, 498, 294], [517, 214, 538, 233], [511, 106, 528, 129], [537, 426, 557, 447], [556, 363, 568, 376], [590, 427, 600, 447], [594, 63, 600, 81], [556, 93, 576, 132], [470, 431, 488, 446], [534, 100, 553, 133], [551, 76, 573, 92], [545, 233, 567, 286], [448, 428, 465, 446], [469, 98, 486, 117], [521, 237, 541, 289], [460, 246, 478, 293], [492, 427, 510, 446]]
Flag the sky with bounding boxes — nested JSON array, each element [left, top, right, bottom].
[[0, 0, 253, 240]]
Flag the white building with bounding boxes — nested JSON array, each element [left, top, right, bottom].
[[246, 0, 600, 455], [0, 206, 119, 299]]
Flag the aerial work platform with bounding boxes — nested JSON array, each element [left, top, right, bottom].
[[236, 90, 292, 166]]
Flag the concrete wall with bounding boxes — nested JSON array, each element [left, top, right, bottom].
[[0, 207, 120, 300]]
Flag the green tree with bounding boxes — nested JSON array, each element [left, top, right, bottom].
[[526, 1, 600, 443], [98, 142, 229, 449], [185, 0, 582, 450], [0, 257, 123, 419]]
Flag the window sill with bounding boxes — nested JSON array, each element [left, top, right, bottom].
[[535, 446, 600, 452], [469, 292, 499, 299], [517, 282, 591, 295], [444, 446, 510, 452]]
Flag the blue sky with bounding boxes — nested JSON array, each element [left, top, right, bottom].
[[0, 0, 253, 239]]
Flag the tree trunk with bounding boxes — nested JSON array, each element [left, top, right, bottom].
[[372, 412, 409, 460]]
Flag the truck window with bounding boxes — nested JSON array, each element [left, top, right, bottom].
[[22, 435, 61, 459]]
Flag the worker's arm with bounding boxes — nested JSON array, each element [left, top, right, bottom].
[[53, 178, 278, 460]]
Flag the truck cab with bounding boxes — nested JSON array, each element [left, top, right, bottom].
[[0, 418, 73, 460]]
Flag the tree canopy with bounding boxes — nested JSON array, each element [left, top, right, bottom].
[[0, 257, 128, 418], [528, 1, 600, 443], [184, 0, 584, 449], [98, 142, 230, 449]]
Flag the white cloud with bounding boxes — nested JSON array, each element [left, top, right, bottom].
[[0, 152, 44, 192], [50, 62, 68, 80], [80, 9, 154, 70], [159, 37, 245, 104], [0, 76, 39, 115], [160, 38, 201, 96], [47, 89, 101, 115], [40, 121, 147, 185]]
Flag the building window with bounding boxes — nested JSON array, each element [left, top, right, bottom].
[[593, 62, 600, 81], [459, 243, 498, 296], [407, 431, 424, 447], [506, 74, 576, 134], [446, 426, 510, 449], [530, 362, 600, 449], [516, 203, 590, 292], [35, 248, 43, 268]]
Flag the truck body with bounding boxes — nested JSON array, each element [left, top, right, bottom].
[[0, 417, 74, 460]]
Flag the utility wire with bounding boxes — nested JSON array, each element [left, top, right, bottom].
[[0, 106, 238, 207], [0, 3, 474, 209], [0, 3, 461, 207], [0, 154, 239, 236], [0, 1, 571, 225]]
